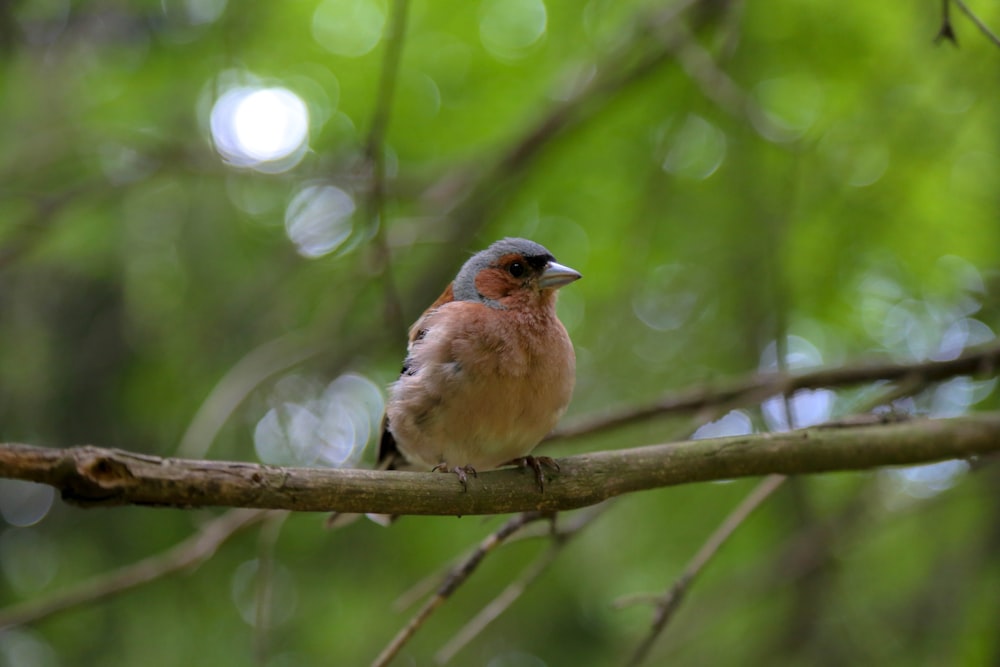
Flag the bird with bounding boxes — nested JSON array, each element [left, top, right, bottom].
[[378, 237, 581, 490]]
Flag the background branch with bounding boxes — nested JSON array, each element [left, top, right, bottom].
[[434, 504, 609, 664], [623, 474, 786, 667], [0, 509, 273, 630], [364, 0, 410, 339], [549, 341, 1000, 442], [372, 511, 549, 667], [952, 0, 1000, 48]]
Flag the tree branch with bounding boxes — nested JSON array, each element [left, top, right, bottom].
[[364, 0, 410, 340], [548, 341, 1000, 442], [1, 413, 998, 515], [623, 474, 787, 667], [952, 0, 1000, 48], [372, 511, 549, 667], [434, 505, 607, 664], [936, 0, 959, 44], [0, 508, 273, 630]]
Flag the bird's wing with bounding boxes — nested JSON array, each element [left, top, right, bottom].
[[401, 281, 457, 376], [408, 282, 454, 344], [378, 281, 457, 468]]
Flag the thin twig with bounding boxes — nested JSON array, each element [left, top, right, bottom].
[[434, 505, 609, 664], [390, 508, 599, 614], [176, 333, 323, 459], [952, 0, 1000, 48], [392, 561, 449, 614], [254, 512, 289, 666], [624, 474, 787, 667], [662, 21, 785, 140], [365, 0, 410, 340], [436, 546, 562, 665], [371, 511, 549, 667], [366, 0, 410, 166], [0, 509, 274, 630], [936, 0, 959, 44]]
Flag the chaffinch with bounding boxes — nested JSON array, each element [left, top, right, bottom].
[[379, 238, 581, 489]]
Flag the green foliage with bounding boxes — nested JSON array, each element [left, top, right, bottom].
[[2, 1, 1000, 665]]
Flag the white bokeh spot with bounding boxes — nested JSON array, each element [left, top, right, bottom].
[[284, 184, 356, 258], [254, 373, 384, 469], [210, 84, 310, 173]]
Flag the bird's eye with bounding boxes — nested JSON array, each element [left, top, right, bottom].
[[508, 262, 525, 278]]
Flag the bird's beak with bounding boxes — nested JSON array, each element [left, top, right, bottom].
[[539, 261, 582, 289]]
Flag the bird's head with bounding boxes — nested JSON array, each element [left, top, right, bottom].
[[453, 238, 581, 310]]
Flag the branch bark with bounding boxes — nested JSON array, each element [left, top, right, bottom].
[[2, 413, 998, 516]]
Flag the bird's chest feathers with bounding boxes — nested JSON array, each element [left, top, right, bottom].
[[392, 305, 574, 466], [451, 307, 568, 380]]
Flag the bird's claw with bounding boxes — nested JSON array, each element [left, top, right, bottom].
[[504, 455, 560, 492], [433, 463, 478, 491]]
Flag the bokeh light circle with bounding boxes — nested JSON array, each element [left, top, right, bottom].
[[210, 85, 310, 172], [479, 0, 548, 60], [284, 184, 356, 258], [312, 0, 386, 57], [0, 479, 54, 527], [253, 373, 384, 468]]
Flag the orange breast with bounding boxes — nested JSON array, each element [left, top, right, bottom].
[[386, 299, 575, 470]]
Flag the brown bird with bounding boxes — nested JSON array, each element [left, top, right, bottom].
[[379, 238, 581, 489]]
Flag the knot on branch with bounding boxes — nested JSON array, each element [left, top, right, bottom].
[[58, 447, 138, 506]]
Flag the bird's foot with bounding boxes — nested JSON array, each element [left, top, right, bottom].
[[504, 455, 560, 492], [433, 463, 478, 491]]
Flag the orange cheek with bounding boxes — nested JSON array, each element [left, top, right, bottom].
[[474, 268, 518, 301]]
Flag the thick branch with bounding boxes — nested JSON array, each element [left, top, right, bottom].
[[1, 414, 998, 516]]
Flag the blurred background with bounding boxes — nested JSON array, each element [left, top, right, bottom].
[[2, 0, 1000, 665]]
